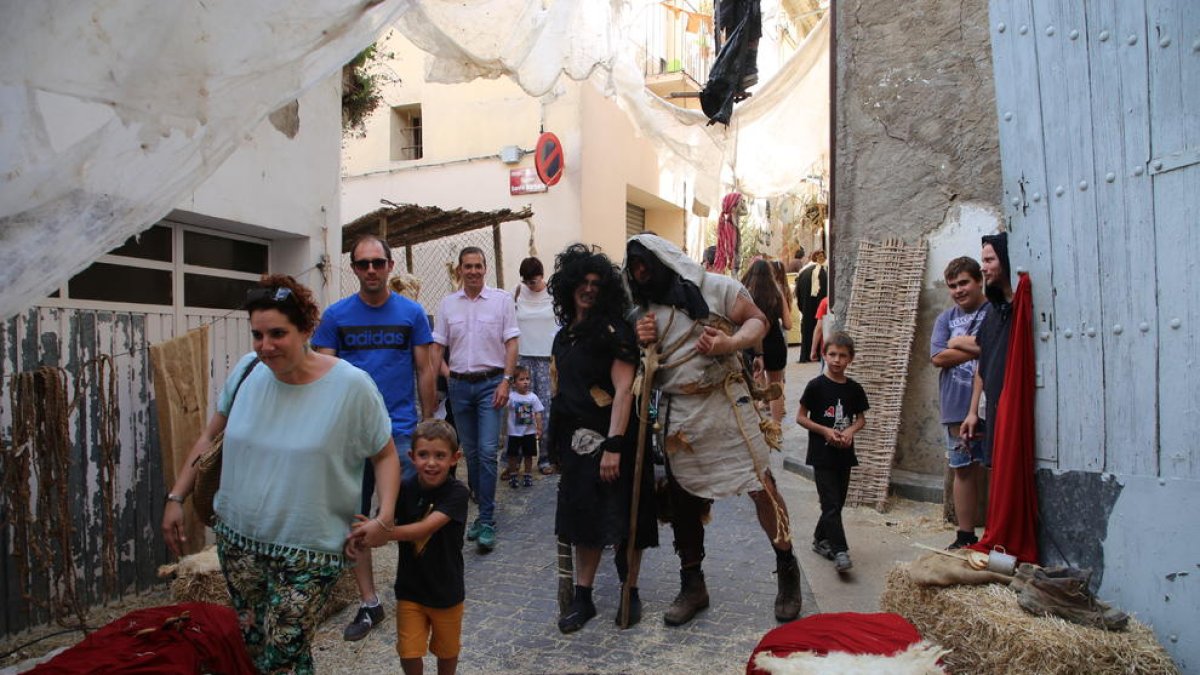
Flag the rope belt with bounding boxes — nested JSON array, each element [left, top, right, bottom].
[[643, 308, 792, 546]]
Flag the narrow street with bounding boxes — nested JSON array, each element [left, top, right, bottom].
[[315, 354, 948, 674]]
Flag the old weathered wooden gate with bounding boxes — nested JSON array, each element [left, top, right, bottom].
[[0, 308, 250, 635], [991, 0, 1197, 478], [989, 0, 1198, 665]]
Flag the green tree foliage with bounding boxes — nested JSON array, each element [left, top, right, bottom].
[[342, 45, 384, 137]]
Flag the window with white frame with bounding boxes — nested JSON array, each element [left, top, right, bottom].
[[54, 220, 269, 311], [390, 104, 423, 161]]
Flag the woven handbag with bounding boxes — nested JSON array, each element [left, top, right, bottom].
[[191, 435, 224, 527], [191, 358, 258, 527]]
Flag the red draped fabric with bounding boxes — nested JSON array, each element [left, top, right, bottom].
[[31, 603, 256, 674], [714, 192, 742, 273], [970, 272, 1039, 563], [746, 612, 923, 674]]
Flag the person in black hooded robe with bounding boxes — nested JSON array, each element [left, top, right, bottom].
[[962, 232, 1013, 460], [625, 234, 801, 628]]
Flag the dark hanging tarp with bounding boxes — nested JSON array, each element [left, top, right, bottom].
[[700, 0, 762, 125]]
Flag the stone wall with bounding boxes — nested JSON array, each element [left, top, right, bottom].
[[832, 0, 1002, 475]]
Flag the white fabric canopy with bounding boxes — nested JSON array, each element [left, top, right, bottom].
[[0, 0, 828, 320], [392, 1, 829, 205], [0, 0, 412, 319]]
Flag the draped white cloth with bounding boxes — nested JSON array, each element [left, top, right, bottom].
[[0, 0, 827, 319]]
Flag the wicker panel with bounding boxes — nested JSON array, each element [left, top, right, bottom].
[[842, 238, 927, 510]]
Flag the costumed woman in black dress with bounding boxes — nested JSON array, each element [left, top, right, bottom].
[[549, 244, 657, 633]]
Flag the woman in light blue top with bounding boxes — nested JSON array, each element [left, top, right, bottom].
[[163, 274, 399, 675]]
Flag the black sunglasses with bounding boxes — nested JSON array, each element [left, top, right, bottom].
[[352, 257, 390, 271], [245, 286, 296, 305]]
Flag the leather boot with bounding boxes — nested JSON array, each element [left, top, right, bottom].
[[1017, 565, 1129, 631], [664, 567, 709, 626], [774, 554, 802, 621]]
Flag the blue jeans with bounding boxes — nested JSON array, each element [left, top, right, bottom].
[[360, 433, 414, 516], [448, 375, 502, 526]]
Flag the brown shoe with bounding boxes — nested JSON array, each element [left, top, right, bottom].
[[663, 568, 709, 626], [1016, 565, 1129, 631]]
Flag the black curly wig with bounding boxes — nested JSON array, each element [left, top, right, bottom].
[[548, 244, 630, 329]]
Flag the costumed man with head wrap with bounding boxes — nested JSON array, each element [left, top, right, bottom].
[[625, 234, 801, 626]]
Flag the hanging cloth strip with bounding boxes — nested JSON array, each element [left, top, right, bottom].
[[714, 192, 743, 274]]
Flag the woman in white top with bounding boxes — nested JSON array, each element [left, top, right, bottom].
[[514, 256, 559, 473]]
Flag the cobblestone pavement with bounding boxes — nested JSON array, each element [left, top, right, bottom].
[[2, 360, 946, 674], [315, 449, 817, 674], [314, 358, 948, 673]]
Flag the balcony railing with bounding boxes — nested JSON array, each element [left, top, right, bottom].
[[639, 2, 713, 85]]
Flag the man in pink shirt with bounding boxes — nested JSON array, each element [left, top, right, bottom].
[[430, 247, 520, 552]]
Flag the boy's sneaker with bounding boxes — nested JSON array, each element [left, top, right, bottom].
[[466, 519, 482, 541], [834, 551, 853, 573], [508, 475, 519, 489], [342, 603, 384, 641], [811, 539, 835, 560], [523, 474, 534, 487], [477, 523, 496, 552]]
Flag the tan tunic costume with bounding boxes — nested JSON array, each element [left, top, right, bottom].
[[630, 235, 773, 499]]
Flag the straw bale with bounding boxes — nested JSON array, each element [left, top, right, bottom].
[[880, 564, 1179, 674], [842, 239, 927, 510], [158, 546, 358, 622]]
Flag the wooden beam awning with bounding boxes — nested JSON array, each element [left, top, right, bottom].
[[341, 200, 534, 253]]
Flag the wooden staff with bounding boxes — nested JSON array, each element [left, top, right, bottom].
[[618, 342, 659, 628], [556, 537, 574, 614]]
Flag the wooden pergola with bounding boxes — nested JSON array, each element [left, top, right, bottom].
[[342, 200, 533, 286]]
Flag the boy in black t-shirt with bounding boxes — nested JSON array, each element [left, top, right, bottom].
[[350, 419, 469, 675], [796, 332, 869, 574]]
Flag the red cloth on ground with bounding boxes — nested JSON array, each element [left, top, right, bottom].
[[746, 612, 923, 674], [970, 272, 1039, 563], [30, 602, 255, 674]]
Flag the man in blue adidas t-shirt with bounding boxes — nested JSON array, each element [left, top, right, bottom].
[[313, 234, 435, 642]]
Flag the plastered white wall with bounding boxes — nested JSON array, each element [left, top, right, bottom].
[[341, 32, 694, 288], [896, 201, 1002, 473], [38, 74, 343, 303], [923, 202, 1003, 289], [342, 159, 582, 292], [183, 75, 342, 301]]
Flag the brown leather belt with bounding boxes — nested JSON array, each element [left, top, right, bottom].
[[449, 367, 504, 383]]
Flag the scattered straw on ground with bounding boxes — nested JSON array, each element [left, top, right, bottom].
[[880, 564, 1179, 674]]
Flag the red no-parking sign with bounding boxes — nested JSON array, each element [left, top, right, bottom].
[[535, 132, 564, 187]]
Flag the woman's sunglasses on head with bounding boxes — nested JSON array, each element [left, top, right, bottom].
[[245, 286, 296, 305]]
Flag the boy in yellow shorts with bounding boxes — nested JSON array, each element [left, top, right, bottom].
[[352, 419, 468, 674]]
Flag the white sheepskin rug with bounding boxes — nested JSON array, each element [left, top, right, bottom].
[[752, 641, 949, 675]]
